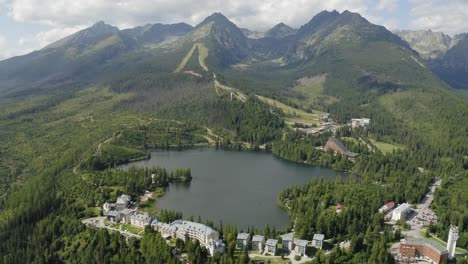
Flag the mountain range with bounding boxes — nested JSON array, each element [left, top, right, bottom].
[[0, 11, 466, 143]]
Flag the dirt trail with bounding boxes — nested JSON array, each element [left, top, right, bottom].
[[212, 73, 247, 102]]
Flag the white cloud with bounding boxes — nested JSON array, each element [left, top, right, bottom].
[[0, 0, 389, 59], [408, 0, 468, 35], [8, 0, 374, 30], [375, 0, 398, 12], [35, 26, 84, 47], [0, 34, 8, 60]]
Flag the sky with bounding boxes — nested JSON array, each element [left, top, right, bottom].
[[1, 0, 468, 60]]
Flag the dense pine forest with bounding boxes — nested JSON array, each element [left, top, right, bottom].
[[0, 9, 467, 264]]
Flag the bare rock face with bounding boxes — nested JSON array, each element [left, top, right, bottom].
[[394, 30, 452, 59]]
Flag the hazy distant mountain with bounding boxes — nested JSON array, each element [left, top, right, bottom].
[[122, 23, 193, 44], [264, 23, 296, 39], [240, 28, 265, 39], [395, 29, 468, 89], [394, 30, 451, 59], [430, 33, 468, 89]]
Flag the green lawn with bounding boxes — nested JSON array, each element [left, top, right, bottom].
[[369, 139, 405, 154], [291, 74, 337, 107], [256, 95, 323, 126], [425, 232, 468, 254], [122, 224, 143, 234], [251, 256, 291, 263]]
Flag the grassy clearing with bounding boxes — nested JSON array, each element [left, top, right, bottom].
[[197, 44, 209, 71], [175, 43, 209, 73], [122, 224, 143, 234], [369, 139, 405, 154], [256, 95, 323, 126], [175, 44, 198, 73], [291, 74, 337, 107]]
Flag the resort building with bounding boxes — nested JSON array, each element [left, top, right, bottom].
[[294, 239, 308, 255], [174, 220, 220, 246], [105, 208, 135, 224], [103, 194, 132, 214], [105, 210, 119, 223], [312, 234, 325, 249], [392, 203, 412, 221], [351, 118, 370, 128], [251, 235, 265, 251], [118, 208, 135, 224], [323, 137, 359, 160], [151, 220, 224, 256], [265, 239, 278, 255], [399, 238, 448, 264], [130, 212, 152, 228], [379, 201, 395, 213], [280, 233, 295, 254], [237, 233, 251, 249], [207, 238, 225, 256], [152, 221, 177, 239]]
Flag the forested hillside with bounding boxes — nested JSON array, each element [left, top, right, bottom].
[[0, 9, 467, 264]]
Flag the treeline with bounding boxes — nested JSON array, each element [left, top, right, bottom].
[[271, 132, 370, 171], [280, 177, 399, 263], [82, 144, 148, 170], [84, 167, 192, 206], [431, 172, 468, 249], [114, 122, 208, 150], [81, 121, 209, 171], [215, 97, 284, 145]]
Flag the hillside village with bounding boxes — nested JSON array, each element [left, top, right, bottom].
[[84, 194, 327, 262]]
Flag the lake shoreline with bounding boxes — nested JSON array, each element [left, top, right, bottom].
[[118, 148, 345, 229]]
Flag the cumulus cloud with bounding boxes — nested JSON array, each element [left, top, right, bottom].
[[9, 0, 374, 30], [14, 0, 468, 59], [18, 26, 84, 50], [0, 34, 8, 59], [0, 0, 392, 59], [408, 0, 468, 35], [375, 0, 398, 12]]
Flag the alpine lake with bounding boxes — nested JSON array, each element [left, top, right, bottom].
[[119, 148, 345, 229]]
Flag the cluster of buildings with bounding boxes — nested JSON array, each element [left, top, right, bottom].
[[397, 224, 459, 264], [102, 196, 330, 259], [399, 238, 448, 264], [350, 118, 370, 128], [103, 195, 224, 256], [323, 137, 359, 160], [103, 194, 153, 228], [235, 232, 324, 256]]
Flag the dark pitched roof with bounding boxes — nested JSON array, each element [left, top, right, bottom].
[[327, 137, 359, 158]]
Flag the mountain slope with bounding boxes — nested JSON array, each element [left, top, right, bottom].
[[289, 10, 409, 62], [178, 12, 249, 68], [430, 33, 468, 89]]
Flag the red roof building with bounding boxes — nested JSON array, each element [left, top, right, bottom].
[[379, 201, 396, 213]]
